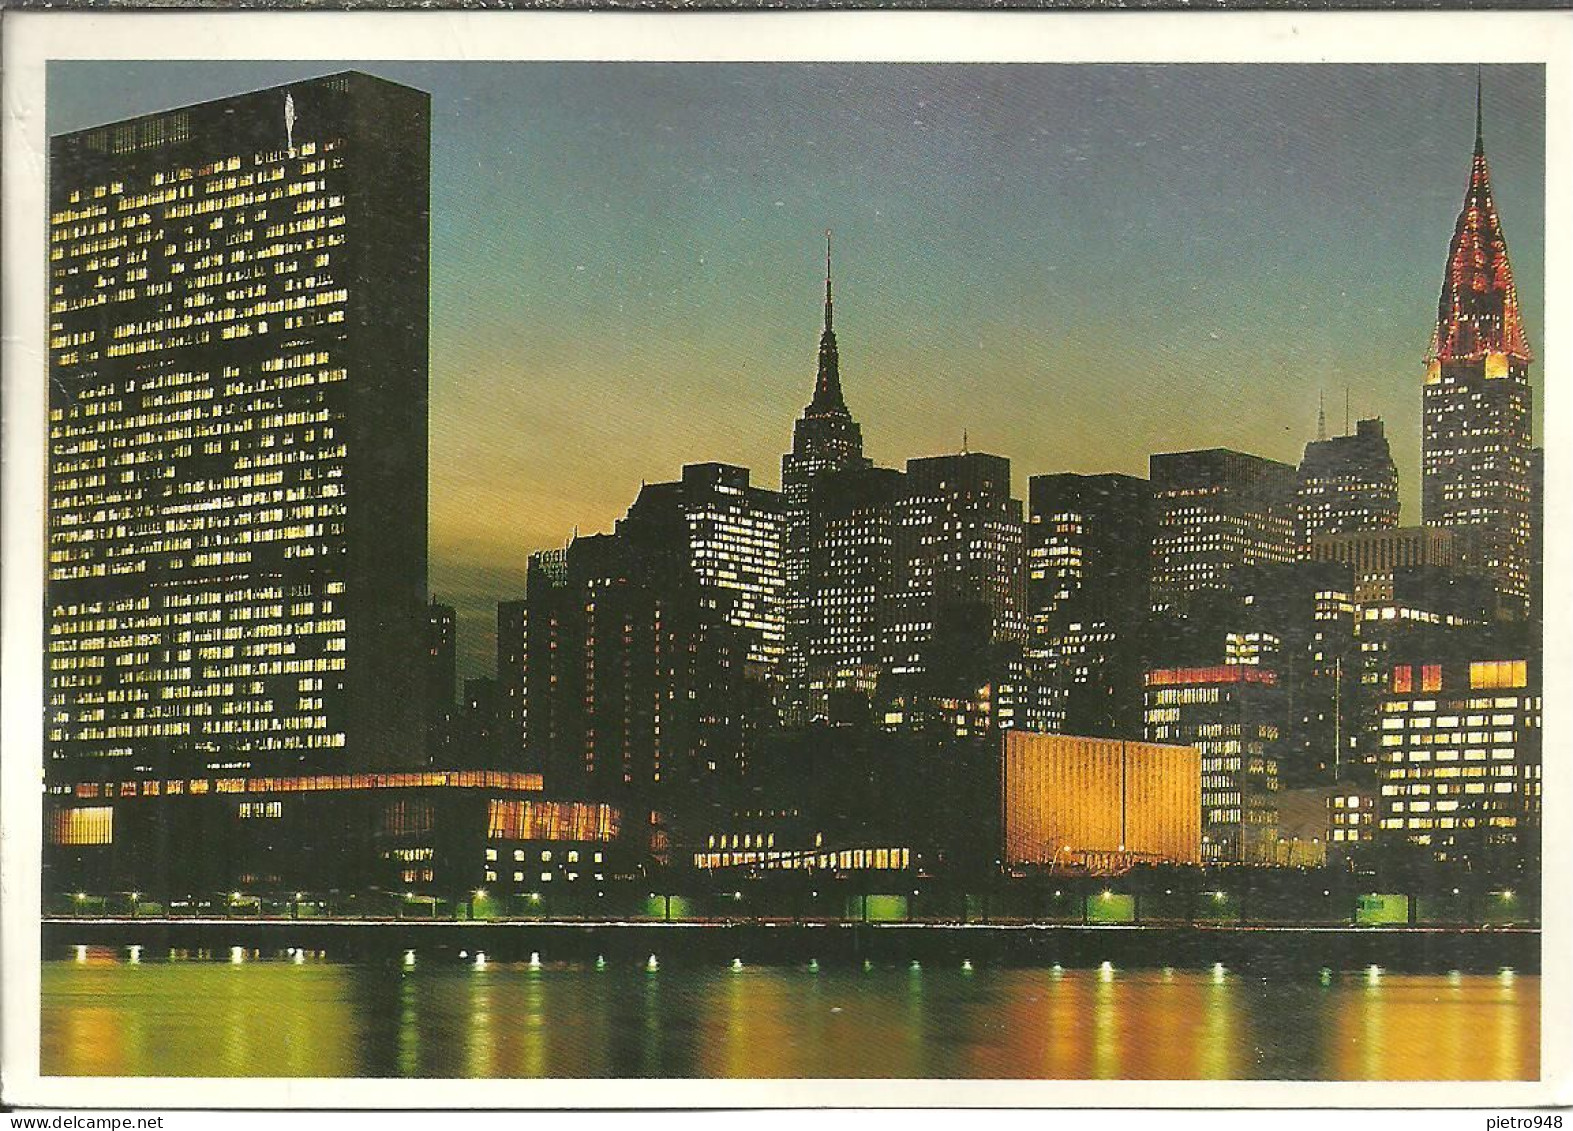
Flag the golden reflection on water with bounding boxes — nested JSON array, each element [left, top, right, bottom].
[[42, 958, 1538, 1080], [1332, 970, 1534, 1081]]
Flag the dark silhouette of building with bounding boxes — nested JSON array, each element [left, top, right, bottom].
[[45, 72, 430, 784], [1222, 562, 1360, 790], [523, 466, 782, 810], [456, 677, 500, 768], [1422, 85, 1535, 620], [497, 548, 567, 771], [1294, 417, 1400, 558], [1150, 449, 1297, 616], [496, 598, 527, 766], [1027, 472, 1153, 738], [882, 451, 1032, 731], [426, 599, 457, 761], [781, 235, 872, 722]]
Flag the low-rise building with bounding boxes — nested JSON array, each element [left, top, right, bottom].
[[1001, 731, 1201, 870]]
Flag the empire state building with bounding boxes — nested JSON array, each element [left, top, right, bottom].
[[1421, 82, 1535, 619], [781, 235, 871, 719]]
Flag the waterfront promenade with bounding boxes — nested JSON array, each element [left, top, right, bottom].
[[44, 915, 1540, 972]]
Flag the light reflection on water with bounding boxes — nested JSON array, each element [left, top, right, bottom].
[[42, 956, 1538, 1080]]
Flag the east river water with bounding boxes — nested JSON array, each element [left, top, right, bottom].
[[42, 948, 1537, 1080]]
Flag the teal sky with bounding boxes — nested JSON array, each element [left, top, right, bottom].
[[49, 62, 1547, 679]]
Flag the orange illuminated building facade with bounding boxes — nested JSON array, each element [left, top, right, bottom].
[[1001, 731, 1201, 869]]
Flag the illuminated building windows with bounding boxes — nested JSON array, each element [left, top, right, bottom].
[[46, 73, 430, 781]]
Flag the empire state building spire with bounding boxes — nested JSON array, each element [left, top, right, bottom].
[[782, 232, 871, 719], [811, 230, 847, 413], [1428, 78, 1533, 366]]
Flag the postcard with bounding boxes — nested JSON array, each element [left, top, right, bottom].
[[1, 8, 1569, 1112]]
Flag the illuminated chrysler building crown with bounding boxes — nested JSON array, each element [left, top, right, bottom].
[[1427, 79, 1533, 368]]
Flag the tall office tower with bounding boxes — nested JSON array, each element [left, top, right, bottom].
[[1027, 473, 1153, 738], [529, 468, 782, 801], [1223, 562, 1360, 789], [884, 452, 1029, 714], [781, 236, 872, 721], [1422, 88, 1535, 620], [454, 677, 500, 768], [1529, 447, 1544, 627], [498, 548, 569, 771], [1149, 449, 1297, 616], [621, 463, 786, 672], [425, 599, 457, 761], [46, 73, 430, 781], [495, 599, 527, 766], [1144, 665, 1282, 864], [518, 548, 572, 775], [1294, 418, 1400, 558], [802, 465, 904, 722]]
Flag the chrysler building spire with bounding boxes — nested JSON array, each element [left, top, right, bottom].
[[1421, 79, 1535, 621], [1428, 77, 1532, 366]]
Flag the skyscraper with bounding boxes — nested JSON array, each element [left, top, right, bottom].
[[1294, 418, 1400, 558], [524, 466, 782, 801], [883, 452, 1029, 723], [1422, 85, 1535, 620], [803, 465, 904, 723], [46, 73, 430, 781], [1027, 473, 1153, 738], [1149, 449, 1297, 615], [425, 599, 457, 760], [622, 463, 786, 671], [781, 235, 872, 720], [495, 598, 528, 766], [1144, 665, 1282, 864]]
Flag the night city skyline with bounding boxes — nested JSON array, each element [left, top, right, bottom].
[[47, 62, 1547, 679], [25, 16, 1556, 1090]]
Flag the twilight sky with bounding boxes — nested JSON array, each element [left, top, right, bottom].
[[49, 62, 1547, 679]]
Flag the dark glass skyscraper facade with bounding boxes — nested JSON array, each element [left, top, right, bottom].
[[1027, 473, 1153, 738], [46, 72, 430, 781], [1150, 449, 1297, 616], [1294, 418, 1400, 558], [885, 452, 1028, 688]]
